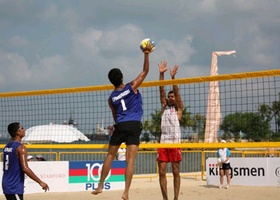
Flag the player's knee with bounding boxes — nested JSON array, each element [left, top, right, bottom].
[[159, 169, 166, 176], [172, 168, 180, 176]]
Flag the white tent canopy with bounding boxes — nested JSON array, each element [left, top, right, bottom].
[[22, 124, 90, 143]]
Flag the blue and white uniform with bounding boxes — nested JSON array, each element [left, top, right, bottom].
[[109, 83, 143, 145], [217, 148, 231, 164], [2, 141, 24, 195], [217, 148, 231, 170], [110, 83, 143, 123]]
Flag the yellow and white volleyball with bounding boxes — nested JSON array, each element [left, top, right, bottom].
[[140, 38, 155, 53]]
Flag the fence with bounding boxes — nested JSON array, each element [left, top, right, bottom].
[[1, 143, 279, 180]]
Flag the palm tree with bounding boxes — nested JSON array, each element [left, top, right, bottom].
[[142, 110, 161, 142], [271, 100, 280, 134], [258, 96, 280, 140], [191, 114, 206, 141], [180, 106, 192, 128]]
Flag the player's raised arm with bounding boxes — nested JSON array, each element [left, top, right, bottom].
[[158, 61, 168, 109], [170, 65, 184, 121], [131, 39, 155, 91], [130, 52, 150, 92]]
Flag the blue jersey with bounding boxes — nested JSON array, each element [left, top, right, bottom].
[[2, 141, 24, 194], [109, 83, 143, 123]]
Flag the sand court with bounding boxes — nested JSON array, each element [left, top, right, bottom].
[[1, 177, 279, 200]]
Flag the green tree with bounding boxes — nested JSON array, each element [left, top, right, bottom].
[[258, 103, 272, 122], [242, 112, 271, 141], [220, 112, 243, 139], [220, 112, 271, 142], [271, 100, 280, 134], [142, 110, 161, 142], [140, 132, 150, 142], [258, 97, 280, 140], [180, 107, 192, 128], [221, 131, 232, 141], [190, 113, 206, 141]]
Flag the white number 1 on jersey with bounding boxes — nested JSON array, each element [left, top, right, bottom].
[[120, 99, 127, 111]]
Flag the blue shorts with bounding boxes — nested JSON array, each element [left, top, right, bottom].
[[109, 121, 142, 146]]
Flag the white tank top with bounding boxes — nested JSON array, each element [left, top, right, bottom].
[[160, 106, 181, 143]]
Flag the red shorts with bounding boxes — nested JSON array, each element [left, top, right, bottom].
[[157, 148, 182, 162]]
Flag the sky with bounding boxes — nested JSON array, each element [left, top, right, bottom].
[[0, 0, 279, 93]]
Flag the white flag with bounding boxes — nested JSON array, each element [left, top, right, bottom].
[[204, 51, 236, 143]]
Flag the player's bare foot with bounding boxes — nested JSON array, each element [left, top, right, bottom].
[[122, 194, 128, 200], [91, 189, 102, 195]]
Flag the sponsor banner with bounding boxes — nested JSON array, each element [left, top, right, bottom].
[[267, 158, 280, 186], [68, 161, 125, 191], [0, 161, 69, 194], [25, 161, 68, 193], [206, 158, 280, 186], [0, 161, 125, 194]]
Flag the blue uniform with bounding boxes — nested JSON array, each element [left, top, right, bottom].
[[109, 83, 143, 123], [109, 83, 143, 145], [2, 141, 24, 195]]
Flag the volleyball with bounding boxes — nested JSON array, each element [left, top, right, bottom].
[[140, 38, 155, 53]]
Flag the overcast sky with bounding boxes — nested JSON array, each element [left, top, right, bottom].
[[0, 0, 279, 93]]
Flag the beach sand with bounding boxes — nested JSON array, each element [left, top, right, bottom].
[[0, 177, 279, 200]]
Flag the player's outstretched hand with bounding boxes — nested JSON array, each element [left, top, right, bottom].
[[170, 65, 178, 78], [158, 61, 167, 73], [142, 40, 155, 53]]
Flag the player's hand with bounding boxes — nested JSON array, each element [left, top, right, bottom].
[[158, 61, 167, 73], [40, 182, 49, 192], [170, 65, 178, 78], [142, 41, 154, 53]]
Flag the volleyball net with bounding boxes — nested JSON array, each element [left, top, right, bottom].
[[0, 69, 280, 149]]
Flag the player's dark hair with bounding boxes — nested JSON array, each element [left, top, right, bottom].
[[7, 122, 20, 138], [108, 68, 123, 87], [168, 91, 174, 96]]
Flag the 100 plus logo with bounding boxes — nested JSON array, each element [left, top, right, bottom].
[[208, 163, 265, 179], [68, 161, 125, 189], [84, 162, 111, 190], [85, 163, 110, 181]]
